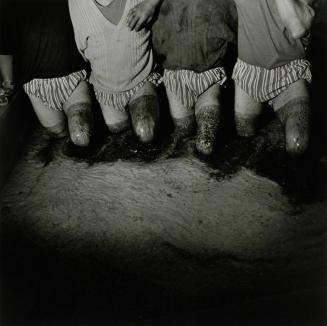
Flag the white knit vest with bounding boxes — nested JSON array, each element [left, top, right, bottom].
[[69, 0, 154, 93]]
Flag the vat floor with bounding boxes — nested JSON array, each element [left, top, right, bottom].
[[0, 123, 326, 325]]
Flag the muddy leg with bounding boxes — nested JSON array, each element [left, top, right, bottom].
[[156, 88, 195, 158], [276, 100, 311, 156], [63, 81, 93, 147], [234, 84, 263, 137], [64, 103, 93, 147], [273, 80, 310, 156], [194, 84, 222, 155], [27, 93, 67, 138], [128, 82, 159, 144]]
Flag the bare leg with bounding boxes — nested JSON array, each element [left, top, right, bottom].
[[100, 102, 130, 133], [27, 93, 67, 138], [234, 84, 263, 137], [165, 88, 195, 136], [194, 84, 222, 155], [273, 79, 310, 156], [63, 81, 93, 147], [156, 87, 195, 159], [128, 82, 159, 143]]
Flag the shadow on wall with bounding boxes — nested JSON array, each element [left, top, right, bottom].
[[308, 3, 327, 155]]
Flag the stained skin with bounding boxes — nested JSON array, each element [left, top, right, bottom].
[[276, 98, 311, 156], [66, 103, 93, 147], [195, 105, 221, 156], [129, 95, 160, 144]]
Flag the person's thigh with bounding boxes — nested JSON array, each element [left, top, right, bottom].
[[130, 81, 157, 100], [234, 84, 264, 137], [195, 83, 222, 110], [234, 84, 263, 117], [272, 79, 309, 112], [63, 80, 92, 112], [99, 102, 129, 126], [165, 88, 193, 120], [129, 82, 159, 119], [27, 93, 65, 128]]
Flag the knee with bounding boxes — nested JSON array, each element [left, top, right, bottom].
[[134, 119, 156, 143], [107, 120, 130, 134], [66, 102, 93, 147], [70, 129, 91, 147], [46, 122, 68, 139], [276, 98, 311, 156], [285, 127, 309, 156]]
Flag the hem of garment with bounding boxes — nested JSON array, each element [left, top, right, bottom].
[[23, 70, 88, 111], [93, 72, 162, 112], [232, 58, 312, 104], [162, 67, 227, 109]]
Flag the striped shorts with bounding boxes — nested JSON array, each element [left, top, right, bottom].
[[23, 70, 88, 111], [163, 67, 227, 109], [232, 58, 312, 104], [94, 72, 162, 112]]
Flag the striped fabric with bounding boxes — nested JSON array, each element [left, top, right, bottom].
[[163, 67, 227, 109], [94, 72, 162, 112], [23, 70, 88, 111], [232, 58, 312, 103]]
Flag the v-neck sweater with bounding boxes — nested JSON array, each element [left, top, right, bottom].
[[69, 0, 154, 93]]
